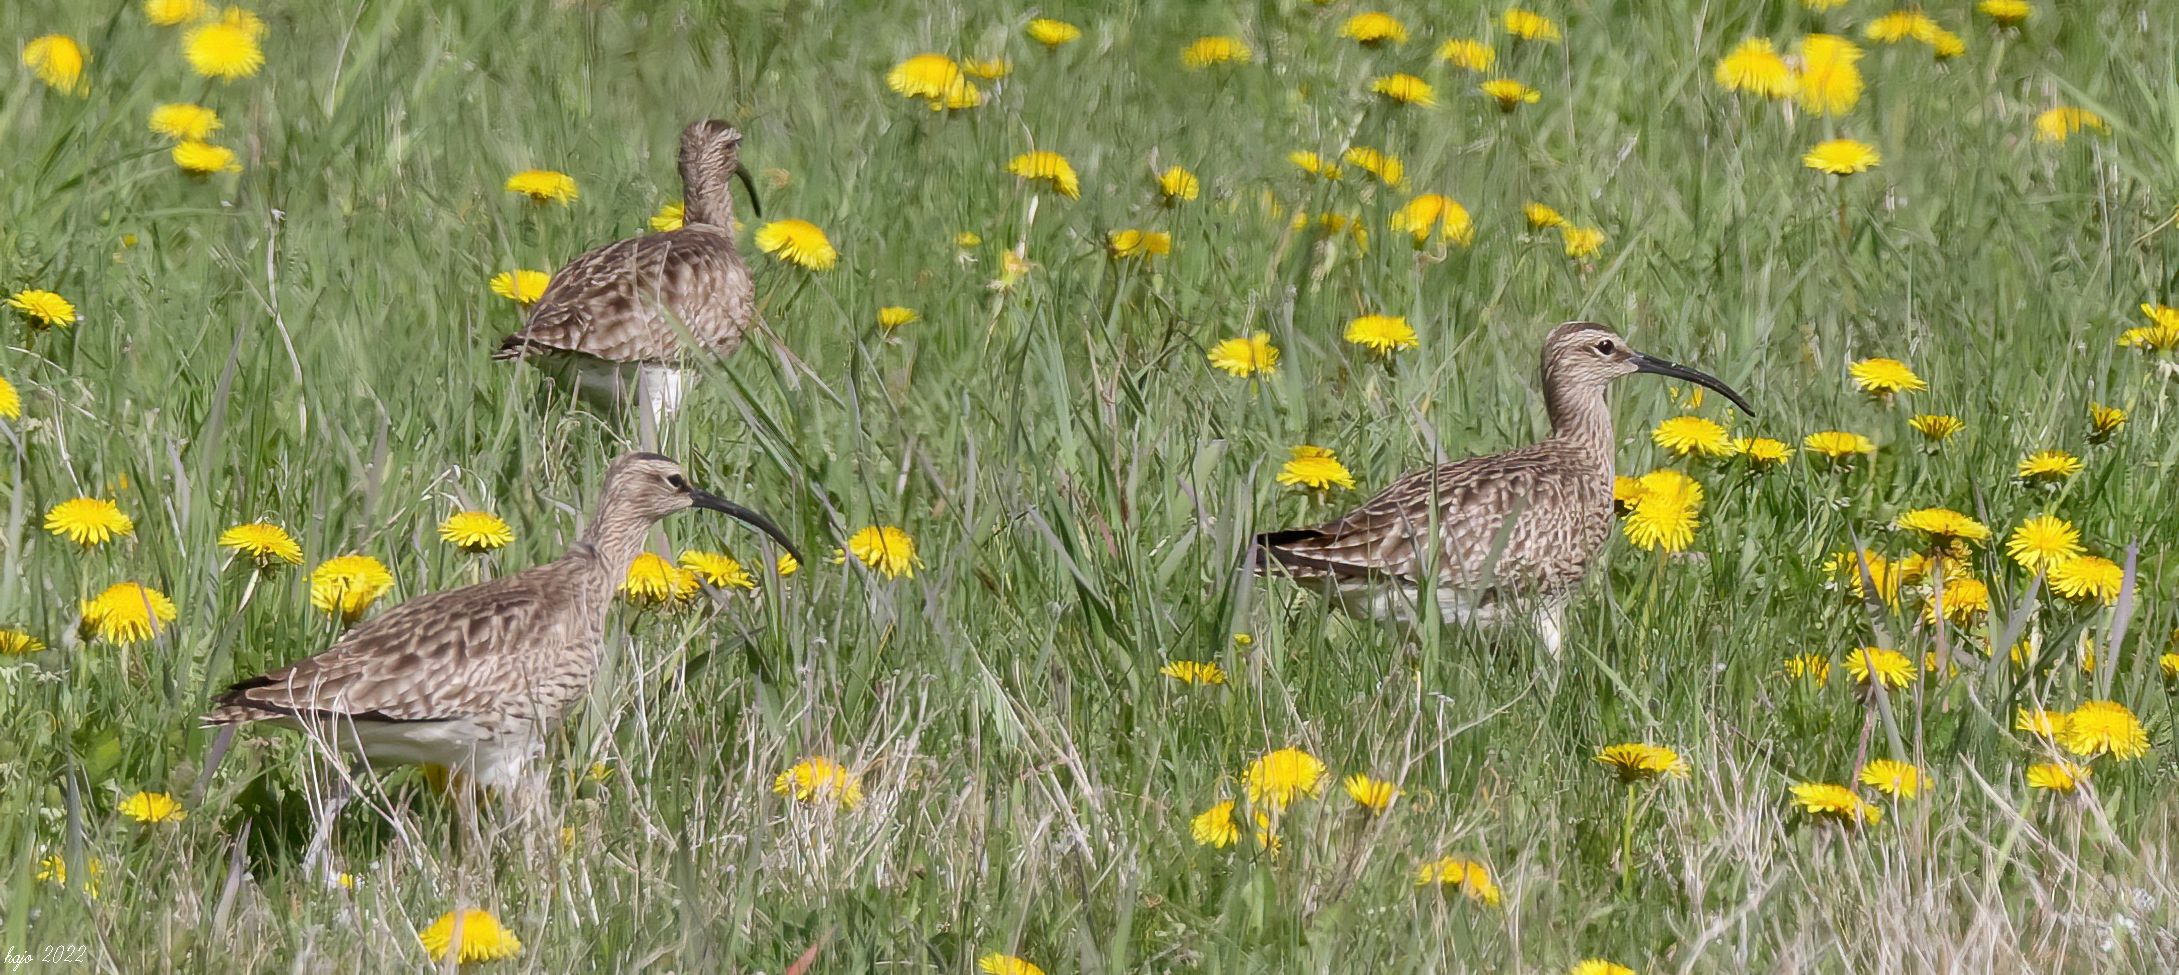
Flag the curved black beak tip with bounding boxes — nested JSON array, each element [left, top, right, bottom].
[[688, 488, 803, 566], [1632, 354, 1757, 417], [734, 167, 764, 219]]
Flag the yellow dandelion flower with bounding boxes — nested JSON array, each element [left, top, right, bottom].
[[36, 854, 103, 898], [1244, 746, 1326, 809], [1804, 139, 1881, 176], [2015, 706, 2066, 738], [218, 522, 302, 567], [1622, 468, 1704, 553], [1207, 332, 1279, 378], [1006, 150, 1080, 199], [1866, 11, 1940, 44], [438, 511, 513, 553], [1845, 647, 1915, 690], [1502, 8, 1563, 42], [1909, 414, 1963, 441], [44, 497, 133, 547], [2062, 701, 2149, 760], [1715, 38, 1795, 98], [505, 170, 577, 205], [0, 375, 18, 421], [1371, 73, 1436, 107], [1893, 507, 1989, 544], [0, 629, 47, 655], [2048, 555, 2122, 604], [773, 756, 864, 807], [1848, 357, 1922, 395], [1595, 743, 1690, 783], [144, 0, 210, 26], [117, 791, 186, 824], [9, 289, 77, 329], [1978, 0, 2032, 27], [1480, 79, 1541, 111], [1181, 35, 1250, 69], [2035, 106, 2108, 144], [1277, 445, 1356, 492], [1341, 146, 1404, 187], [1924, 576, 1989, 626], [620, 552, 698, 607], [489, 270, 550, 305], [1340, 12, 1409, 46], [1524, 202, 1567, 229], [775, 551, 800, 577], [2119, 304, 2179, 351], [310, 554, 394, 621], [81, 582, 178, 645], [149, 103, 220, 141], [877, 306, 918, 331], [184, 18, 263, 80], [1803, 430, 1876, 460], [2025, 761, 2085, 793], [679, 550, 756, 590], [1345, 315, 1418, 356], [2005, 515, 2081, 572], [1391, 194, 1474, 247], [22, 35, 88, 95], [885, 53, 962, 99], [1571, 962, 1636, 975], [961, 57, 1009, 80], [1288, 150, 1344, 180], [1107, 229, 1172, 260], [1415, 856, 1502, 905], [1191, 800, 1239, 848], [419, 909, 523, 965], [1157, 165, 1200, 204], [1159, 660, 1227, 685], [1437, 38, 1496, 72], [1783, 653, 1831, 686], [753, 219, 838, 270], [1793, 34, 1865, 116], [1732, 436, 1791, 468], [978, 954, 1045, 975], [846, 525, 920, 578], [649, 201, 685, 232], [1790, 782, 1881, 825], [1344, 773, 1399, 813], [1652, 415, 1732, 458], [2087, 403, 2127, 441], [1025, 18, 1081, 48], [1857, 759, 1923, 799], [2016, 449, 2082, 483], [172, 141, 241, 175], [1561, 226, 1607, 258]]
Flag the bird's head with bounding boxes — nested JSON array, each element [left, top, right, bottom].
[[1541, 321, 1755, 415], [678, 119, 763, 220], [600, 452, 801, 562]]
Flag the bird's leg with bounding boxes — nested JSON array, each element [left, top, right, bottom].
[[299, 758, 362, 884]]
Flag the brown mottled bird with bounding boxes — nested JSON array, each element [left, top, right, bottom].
[[1254, 322, 1754, 655], [494, 120, 764, 436], [204, 453, 799, 801]]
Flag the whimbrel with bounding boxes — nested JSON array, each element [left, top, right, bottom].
[[494, 120, 763, 438], [203, 453, 799, 860], [1253, 322, 1754, 655]]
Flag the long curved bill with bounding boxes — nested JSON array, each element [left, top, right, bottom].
[[688, 488, 802, 565], [1631, 354, 1757, 416], [734, 168, 764, 219]]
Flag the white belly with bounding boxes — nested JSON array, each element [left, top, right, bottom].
[[270, 715, 542, 792]]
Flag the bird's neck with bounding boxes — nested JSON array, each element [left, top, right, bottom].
[[680, 152, 736, 230], [1544, 379, 1617, 475], [573, 509, 654, 591]]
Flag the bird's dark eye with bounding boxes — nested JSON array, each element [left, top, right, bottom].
[[1595, 340, 1616, 355], [666, 474, 689, 491]]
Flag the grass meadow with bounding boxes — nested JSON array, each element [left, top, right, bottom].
[[4, 0, 2179, 971]]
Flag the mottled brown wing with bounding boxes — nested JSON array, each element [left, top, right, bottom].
[[1256, 444, 1583, 590], [495, 227, 750, 363], [209, 570, 571, 724]]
